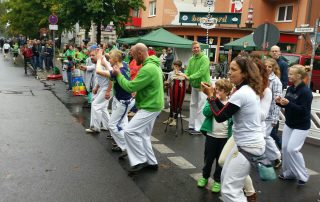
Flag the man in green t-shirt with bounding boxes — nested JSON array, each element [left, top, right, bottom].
[[113, 43, 164, 173]]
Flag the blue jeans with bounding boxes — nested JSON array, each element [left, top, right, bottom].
[[33, 56, 40, 69], [39, 56, 45, 69], [67, 71, 73, 90]]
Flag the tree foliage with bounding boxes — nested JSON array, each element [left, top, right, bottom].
[[0, 0, 145, 42]]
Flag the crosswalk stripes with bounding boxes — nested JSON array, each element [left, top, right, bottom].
[[167, 156, 196, 169], [152, 144, 175, 154]]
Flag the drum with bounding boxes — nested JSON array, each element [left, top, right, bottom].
[[169, 76, 186, 114], [72, 76, 87, 96], [62, 60, 68, 83]]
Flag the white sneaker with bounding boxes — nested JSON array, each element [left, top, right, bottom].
[[85, 128, 99, 133]]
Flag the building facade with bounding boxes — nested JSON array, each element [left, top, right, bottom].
[[124, 0, 319, 62]]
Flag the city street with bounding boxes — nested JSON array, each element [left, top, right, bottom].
[[1, 55, 320, 202]]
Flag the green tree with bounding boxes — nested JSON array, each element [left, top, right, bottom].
[[1, 0, 50, 38]]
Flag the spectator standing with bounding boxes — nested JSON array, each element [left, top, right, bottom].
[[44, 41, 54, 71], [181, 41, 210, 135], [164, 48, 174, 73], [159, 48, 167, 70], [32, 40, 41, 71]]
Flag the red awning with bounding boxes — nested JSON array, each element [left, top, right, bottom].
[[279, 34, 298, 44]]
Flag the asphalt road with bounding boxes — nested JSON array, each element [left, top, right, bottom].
[[1, 54, 320, 202]]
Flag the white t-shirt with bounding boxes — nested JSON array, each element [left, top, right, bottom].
[[228, 85, 265, 148], [3, 43, 10, 50], [208, 100, 228, 138]]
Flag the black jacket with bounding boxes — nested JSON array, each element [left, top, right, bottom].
[[278, 82, 313, 130]]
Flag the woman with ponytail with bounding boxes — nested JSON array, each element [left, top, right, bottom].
[[276, 64, 313, 186]]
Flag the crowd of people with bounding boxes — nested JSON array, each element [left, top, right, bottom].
[[71, 40, 314, 202], [1, 36, 316, 201]]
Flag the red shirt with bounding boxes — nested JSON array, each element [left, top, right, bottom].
[[129, 59, 142, 80]]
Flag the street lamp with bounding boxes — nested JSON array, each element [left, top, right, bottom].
[[199, 0, 216, 44]]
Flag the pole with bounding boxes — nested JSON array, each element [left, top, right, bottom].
[[53, 30, 55, 68], [308, 18, 319, 88], [262, 23, 268, 51]]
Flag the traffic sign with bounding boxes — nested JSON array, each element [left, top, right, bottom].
[[49, 14, 58, 25], [253, 23, 280, 49], [294, 27, 314, 33], [49, 24, 58, 30], [207, 0, 214, 6]]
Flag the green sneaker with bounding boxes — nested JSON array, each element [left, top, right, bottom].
[[211, 181, 221, 193], [197, 177, 208, 188]]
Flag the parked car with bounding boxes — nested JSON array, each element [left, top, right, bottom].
[[282, 53, 320, 91]]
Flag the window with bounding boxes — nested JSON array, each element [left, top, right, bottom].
[[149, 1, 156, 17], [132, 9, 140, 18], [276, 5, 293, 22]]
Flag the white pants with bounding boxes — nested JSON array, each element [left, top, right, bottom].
[[108, 98, 135, 150], [282, 124, 309, 182], [221, 145, 264, 202], [189, 87, 206, 131], [124, 110, 160, 166], [90, 87, 110, 131], [265, 120, 281, 161]]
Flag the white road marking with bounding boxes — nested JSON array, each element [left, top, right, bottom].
[[307, 168, 319, 175], [168, 156, 196, 169], [152, 144, 175, 154], [151, 136, 159, 142]]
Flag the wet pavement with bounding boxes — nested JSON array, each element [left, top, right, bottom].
[[1, 54, 320, 202]]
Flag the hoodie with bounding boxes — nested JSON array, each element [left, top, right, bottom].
[[116, 55, 164, 112], [185, 52, 210, 88]]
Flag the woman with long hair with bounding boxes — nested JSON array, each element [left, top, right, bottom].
[[202, 56, 265, 202]]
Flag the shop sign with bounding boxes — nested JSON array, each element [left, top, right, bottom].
[[179, 12, 241, 25]]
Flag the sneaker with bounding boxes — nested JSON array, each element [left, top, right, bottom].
[[246, 193, 257, 202], [211, 181, 221, 193], [85, 128, 99, 133], [101, 127, 109, 131], [274, 159, 282, 169], [169, 119, 177, 126], [197, 177, 208, 188], [297, 180, 307, 186], [278, 174, 296, 181]]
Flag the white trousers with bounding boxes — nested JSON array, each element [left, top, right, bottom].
[[221, 145, 264, 202], [282, 124, 309, 182], [218, 137, 255, 197], [189, 87, 206, 131], [90, 87, 110, 131], [124, 110, 160, 166], [109, 98, 135, 150], [265, 120, 281, 161]]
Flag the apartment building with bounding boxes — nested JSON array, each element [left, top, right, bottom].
[[125, 0, 319, 62]]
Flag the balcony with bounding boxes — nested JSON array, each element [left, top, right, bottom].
[[125, 17, 142, 28]]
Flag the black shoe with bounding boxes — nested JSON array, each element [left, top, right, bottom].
[[106, 134, 113, 139], [297, 180, 307, 186], [118, 151, 128, 160], [111, 146, 122, 152], [147, 164, 158, 170], [128, 162, 148, 173], [279, 174, 296, 181], [184, 128, 195, 135]]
